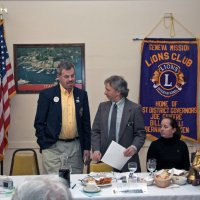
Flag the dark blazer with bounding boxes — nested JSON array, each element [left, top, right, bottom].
[[91, 99, 146, 172], [34, 84, 91, 155]]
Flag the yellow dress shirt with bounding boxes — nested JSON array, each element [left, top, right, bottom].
[[59, 84, 77, 139]]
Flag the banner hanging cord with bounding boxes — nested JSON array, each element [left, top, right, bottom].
[[134, 14, 197, 41], [173, 17, 196, 38], [163, 16, 175, 37], [144, 17, 163, 38]]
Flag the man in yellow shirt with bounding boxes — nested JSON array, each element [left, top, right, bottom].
[[34, 61, 91, 174]]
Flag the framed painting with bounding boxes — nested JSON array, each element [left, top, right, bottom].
[[14, 43, 85, 93]]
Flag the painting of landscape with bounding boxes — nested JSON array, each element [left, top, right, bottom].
[[14, 44, 85, 93]]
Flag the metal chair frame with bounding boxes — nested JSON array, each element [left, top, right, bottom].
[[0, 159, 3, 175], [9, 148, 40, 175]]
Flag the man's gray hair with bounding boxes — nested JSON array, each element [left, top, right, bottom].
[[57, 61, 75, 75], [104, 75, 129, 98], [11, 176, 72, 200]]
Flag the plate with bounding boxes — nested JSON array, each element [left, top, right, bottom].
[[81, 177, 112, 186], [83, 187, 101, 193], [97, 183, 112, 187]]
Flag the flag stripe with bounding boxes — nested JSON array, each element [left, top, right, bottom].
[[0, 19, 16, 159]]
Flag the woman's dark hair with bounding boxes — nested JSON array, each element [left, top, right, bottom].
[[163, 117, 181, 139]]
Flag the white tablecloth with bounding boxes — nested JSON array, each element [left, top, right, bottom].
[[1, 173, 200, 200]]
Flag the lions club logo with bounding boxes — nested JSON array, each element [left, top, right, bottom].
[[151, 62, 186, 97]]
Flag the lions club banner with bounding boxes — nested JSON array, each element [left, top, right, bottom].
[[140, 38, 199, 142]]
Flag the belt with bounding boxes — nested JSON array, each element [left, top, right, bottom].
[[58, 137, 79, 142]]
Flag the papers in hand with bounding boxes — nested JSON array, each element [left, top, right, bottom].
[[101, 141, 131, 170]]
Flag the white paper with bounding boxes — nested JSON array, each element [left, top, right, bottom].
[[101, 141, 131, 170], [118, 183, 147, 193]]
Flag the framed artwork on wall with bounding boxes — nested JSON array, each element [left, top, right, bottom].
[[14, 43, 85, 93]]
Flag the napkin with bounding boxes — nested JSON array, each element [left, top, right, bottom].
[[168, 168, 185, 176]]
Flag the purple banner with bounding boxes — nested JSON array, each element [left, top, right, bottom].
[[140, 38, 199, 142]]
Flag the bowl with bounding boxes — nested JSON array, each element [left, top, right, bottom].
[[172, 176, 187, 185], [144, 177, 154, 186], [83, 182, 100, 192], [154, 176, 171, 188]]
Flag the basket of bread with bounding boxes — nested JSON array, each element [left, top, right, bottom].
[[154, 170, 172, 188]]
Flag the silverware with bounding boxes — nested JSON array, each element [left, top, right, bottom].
[[71, 184, 76, 189], [120, 189, 143, 193]]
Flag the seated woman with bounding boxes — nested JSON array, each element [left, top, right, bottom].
[[147, 117, 190, 171]]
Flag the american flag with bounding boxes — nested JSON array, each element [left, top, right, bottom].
[[0, 20, 16, 159]]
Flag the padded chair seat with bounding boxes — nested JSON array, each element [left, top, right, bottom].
[[89, 162, 113, 173]]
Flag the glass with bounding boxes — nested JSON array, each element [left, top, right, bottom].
[[59, 153, 72, 187], [60, 153, 72, 173], [128, 162, 137, 177], [147, 158, 157, 176]]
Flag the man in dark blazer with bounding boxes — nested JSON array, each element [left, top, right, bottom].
[[91, 75, 146, 172], [34, 61, 91, 174]]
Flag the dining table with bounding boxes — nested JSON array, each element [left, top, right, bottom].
[[1, 172, 200, 200]]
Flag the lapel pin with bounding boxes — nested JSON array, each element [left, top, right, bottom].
[[76, 97, 80, 103], [53, 96, 59, 102]]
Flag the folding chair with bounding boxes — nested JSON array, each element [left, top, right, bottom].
[[0, 158, 3, 175], [10, 148, 40, 175], [89, 161, 113, 173], [191, 152, 196, 163]]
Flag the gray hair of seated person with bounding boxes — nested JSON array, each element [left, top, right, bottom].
[[11, 176, 72, 200]]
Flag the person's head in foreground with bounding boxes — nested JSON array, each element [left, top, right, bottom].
[[11, 176, 72, 200]]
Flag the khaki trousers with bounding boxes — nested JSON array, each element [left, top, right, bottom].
[[42, 139, 83, 174]]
